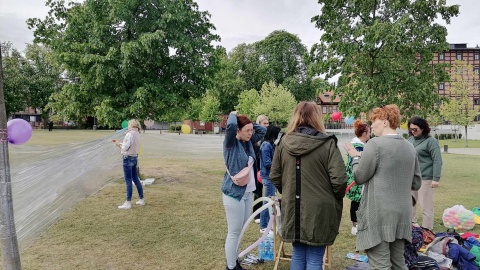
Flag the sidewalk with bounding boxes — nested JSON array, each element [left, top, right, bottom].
[[443, 148, 480, 156]]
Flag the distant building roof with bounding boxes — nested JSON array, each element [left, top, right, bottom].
[[448, 43, 480, 50], [317, 91, 341, 104]]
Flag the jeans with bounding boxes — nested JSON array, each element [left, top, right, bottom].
[[122, 156, 143, 201], [223, 191, 253, 269], [291, 242, 326, 270], [260, 177, 276, 229]]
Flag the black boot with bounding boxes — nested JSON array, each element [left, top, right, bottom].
[[225, 260, 244, 270]]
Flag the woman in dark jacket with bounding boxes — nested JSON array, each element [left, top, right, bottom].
[[270, 102, 347, 269]]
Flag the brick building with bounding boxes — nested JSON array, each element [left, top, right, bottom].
[[433, 43, 480, 121]]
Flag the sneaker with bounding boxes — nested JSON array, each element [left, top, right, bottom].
[[254, 219, 260, 224], [260, 228, 273, 234], [351, 225, 358, 236], [136, 199, 145, 205], [118, 201, 131, 209]]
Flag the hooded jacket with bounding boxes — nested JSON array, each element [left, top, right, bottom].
[[270, 127, 347, 246]]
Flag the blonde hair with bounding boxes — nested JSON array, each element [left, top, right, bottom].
[[256, 114, 268, 124], [128, 119, 141, 131], [370, 104, 401, 129], [286, 102, 325, 135]]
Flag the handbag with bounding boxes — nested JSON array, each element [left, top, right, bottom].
[[226, 158, 254, 187]]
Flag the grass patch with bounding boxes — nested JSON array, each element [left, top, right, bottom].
[[12, 131, 480, 269], [438, 139, 480, 148]]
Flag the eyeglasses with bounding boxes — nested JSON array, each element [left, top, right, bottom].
[[242, 129, 254, 134], [410, 128, 418, 132]]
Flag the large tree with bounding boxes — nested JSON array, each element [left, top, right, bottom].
[[440, 60, 479, 146], [27, 0, 220, 127], [310, 0, 459, 118], [1, 42, 27, 116]]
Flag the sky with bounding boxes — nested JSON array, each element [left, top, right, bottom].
[[1, 0, 480, 53]]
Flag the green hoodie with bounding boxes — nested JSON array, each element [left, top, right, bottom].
[[407, 136, 442, 181]]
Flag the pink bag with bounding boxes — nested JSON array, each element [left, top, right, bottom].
[[226, 159, 254, 186]]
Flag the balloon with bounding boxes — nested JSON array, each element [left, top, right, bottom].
[[7, 119, 32, 145], [143, 119, 154, 128], [121, 120, 128, 129], [331, 112, 342, 121], [257, 171, 262, 184], [345, 116, 355, 125], [181, 124, 191, 134], [400, 122, 408, 130]]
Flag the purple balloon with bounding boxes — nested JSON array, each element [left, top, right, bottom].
[[7, 119, 33, 145]]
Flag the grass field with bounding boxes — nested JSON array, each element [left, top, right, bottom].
[[8, 130, 480, 269]]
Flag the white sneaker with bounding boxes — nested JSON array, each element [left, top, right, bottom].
[[136, 199, 145, 205], [254, 219, 260, 224], [351, 225, 358, 236], [118, 201, 131, 209]]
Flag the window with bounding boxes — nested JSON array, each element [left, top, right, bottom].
[[439, 83, 444, 90], [438, 53, 444, 60], [475, 54, 479, 60], [474, 67, 479, 74], [322, 106, 327, 114], [475, 99, 480, 105], [456, 52, 463, 60]]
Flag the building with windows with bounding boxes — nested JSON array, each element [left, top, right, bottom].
[[433, 43, 480, 121]]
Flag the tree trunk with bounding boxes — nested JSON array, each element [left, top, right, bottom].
[[0, 42, 23, 269]]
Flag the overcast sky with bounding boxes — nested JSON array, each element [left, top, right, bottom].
[[1, 0, 479, 53]]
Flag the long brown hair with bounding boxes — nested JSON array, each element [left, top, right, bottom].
[[286, 102, 325, 135]]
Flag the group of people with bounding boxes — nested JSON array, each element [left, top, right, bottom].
[[221, 102, 443, 270]]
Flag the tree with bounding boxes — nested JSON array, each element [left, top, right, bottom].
[[1, 42, 28, 116], [256, 81, 297, 126], [235, 89, 260, 120], [184, 97, 203, 122], [199, 91, 221, 123], [23, 44, 65, 121], [440, 60, 479, 146], [310, 0, 459, 118], [28, 0, 220, 127], [208, 49, 247, 114], [225, 31, 316, 103]]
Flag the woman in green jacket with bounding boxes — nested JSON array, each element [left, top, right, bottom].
[[407, 116, 442, 230], [270, 102, 347, 270]]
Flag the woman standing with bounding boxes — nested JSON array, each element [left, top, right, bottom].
[[259, 124, 281, 233], [407, 116, 442, 230], [345, 120, 370, 236], [222, 111, 266, 270], [113, 119, 145, 210], [345, 104, 422, 270], [270, 102, 347, 269], [253, 115, 270, 223]]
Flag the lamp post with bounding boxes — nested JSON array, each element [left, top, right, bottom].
[[0, 42, 22, 269]]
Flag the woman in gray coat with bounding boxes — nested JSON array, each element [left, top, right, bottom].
[[345, 104, 422, 270]]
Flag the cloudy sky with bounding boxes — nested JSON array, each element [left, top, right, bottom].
[[1, 0, 479, 53]]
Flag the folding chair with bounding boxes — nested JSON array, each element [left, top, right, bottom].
[[272, 199, 332, 270]]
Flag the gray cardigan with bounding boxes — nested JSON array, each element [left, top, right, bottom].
[[351, 135, 422, 251]]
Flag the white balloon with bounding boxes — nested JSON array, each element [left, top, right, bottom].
[[144, 119, 154, 128]]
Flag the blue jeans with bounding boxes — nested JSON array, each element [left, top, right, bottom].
[[260, 177, 276, 229], [223, 191, 253, 269], [122, 156, 143, 201], [291, 242, 326, 270]]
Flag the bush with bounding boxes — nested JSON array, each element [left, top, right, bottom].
[[169, 125, 181, 131]]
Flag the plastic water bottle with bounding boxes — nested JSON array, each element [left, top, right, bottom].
[[346, 252, 368, 263], [258, 240, 265, 259], [264, 233, 274, 261]]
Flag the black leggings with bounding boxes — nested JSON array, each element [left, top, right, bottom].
[[350, 201, 360, 223]]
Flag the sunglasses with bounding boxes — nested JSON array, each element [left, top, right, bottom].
[[410, 128, 418, 132]]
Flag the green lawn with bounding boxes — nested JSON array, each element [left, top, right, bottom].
[[8, 130, 480, 269], [438, 139, 480, 148]]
